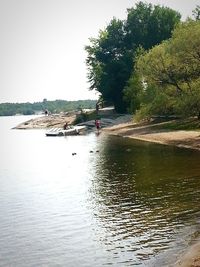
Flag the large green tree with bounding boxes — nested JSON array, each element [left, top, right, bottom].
[[85, 1, 181, 113], [136, 20, 200, 119], [85, 18, 130, 112]]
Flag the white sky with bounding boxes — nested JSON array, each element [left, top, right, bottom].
[[0, 0, 199, 103]]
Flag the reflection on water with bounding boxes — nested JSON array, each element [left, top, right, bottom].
[[89, 136, 200, 266], [0, 116, 200, 266]]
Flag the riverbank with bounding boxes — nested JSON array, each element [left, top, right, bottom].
[[174, 243, 200, 267], [13, 110, 132, 130], [14, 113, 200, 151], [103, 119, 200, 151]]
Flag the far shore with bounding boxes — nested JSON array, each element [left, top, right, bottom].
[[14, 113, 200, 266]]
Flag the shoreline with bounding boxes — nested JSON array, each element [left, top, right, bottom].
[[174, 243, 200, 267], [14, 114, 200, 265], [103, 121, 200, 152]]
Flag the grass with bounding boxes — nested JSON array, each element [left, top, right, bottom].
[[154, 118, 200, 131]]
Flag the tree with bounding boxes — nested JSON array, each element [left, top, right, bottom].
[[125, 2, 180, 49], [85, 2, 181, 113], [192, 5, 200, 20], [123, 73, 142, 114], [135, 20, 200, 119], [85, 18, 130, 112]]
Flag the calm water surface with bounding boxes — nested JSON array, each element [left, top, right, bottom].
[[0, 115, 200, 266]]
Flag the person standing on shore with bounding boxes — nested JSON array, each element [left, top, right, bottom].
[[44, 109, 49, 116], [95, 119, 101, 133], [63, 122, 68, 130]]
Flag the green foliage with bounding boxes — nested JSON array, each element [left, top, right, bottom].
[[134, 104, 152, 122], [125, 2, 180, 49], [0, 100, 96, 116], [85, 1, 181, 113], [73, 110, 98, 125], [136, 20, 200, 120], [192, 5, 200, 20], [123, 73, 142, 113], [134, 85, 175, 121], [155, 118, 200, 131], [85, 17, 129, 113], [174, 81, 200, 117]]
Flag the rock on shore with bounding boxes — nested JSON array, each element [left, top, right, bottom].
[[13, 112, 133, 130], [13, 114, 77, 129]]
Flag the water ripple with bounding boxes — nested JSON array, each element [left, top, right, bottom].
[[1, 123, 200, 266]]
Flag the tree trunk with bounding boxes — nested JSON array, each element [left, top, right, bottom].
[[198, 111, 200, 120]]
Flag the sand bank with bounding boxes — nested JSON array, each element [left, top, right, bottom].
[[174, 243, 200, 267], [103, 121, 200, 151]]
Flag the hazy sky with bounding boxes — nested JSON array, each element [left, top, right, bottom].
[[0, 0, 199, 103]]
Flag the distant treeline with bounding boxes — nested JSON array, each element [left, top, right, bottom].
[[0, 99, 96, 116]]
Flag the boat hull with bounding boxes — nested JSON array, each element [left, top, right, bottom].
[[45, 126, 86, 137]]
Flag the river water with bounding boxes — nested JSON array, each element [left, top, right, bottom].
[[1, 115, 200, 266]]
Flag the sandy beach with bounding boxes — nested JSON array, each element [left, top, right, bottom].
[[103, 120, 200, 151], [174, 243, 200, 267]]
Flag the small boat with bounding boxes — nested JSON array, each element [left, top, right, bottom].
[[45, 126, 87, 137]]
